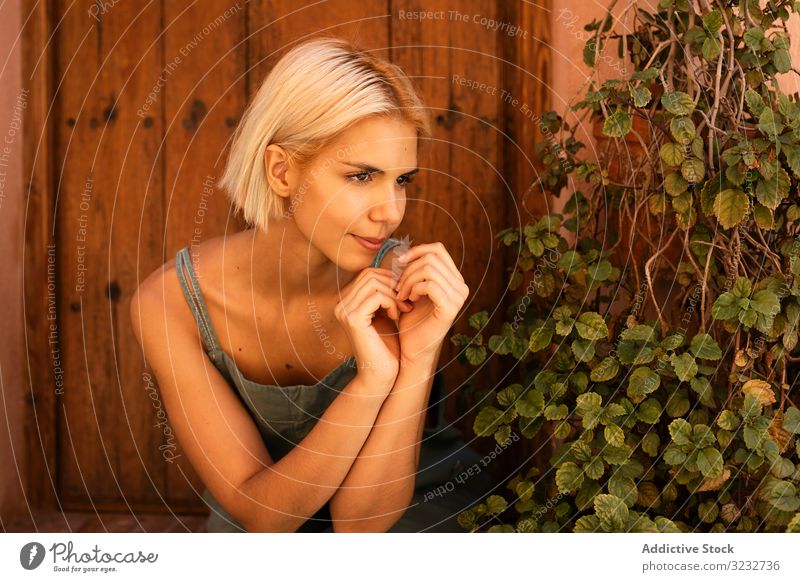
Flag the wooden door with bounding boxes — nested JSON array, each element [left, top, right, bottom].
[[24, 0, 550, 512]]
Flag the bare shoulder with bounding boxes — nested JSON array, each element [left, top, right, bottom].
[[128, 239, 277, 530], [130, 239, 224, 343]]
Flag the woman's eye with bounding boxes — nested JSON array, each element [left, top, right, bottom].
[[348, 172, 373, 184], [397, 174, 415, 187]]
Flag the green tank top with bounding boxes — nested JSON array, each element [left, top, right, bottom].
[[175, 237, 403, 532]]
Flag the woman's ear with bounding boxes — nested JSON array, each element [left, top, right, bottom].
[[264, 144, 294, 200]]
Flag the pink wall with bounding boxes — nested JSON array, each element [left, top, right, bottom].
[[0, 0, 26, 521]]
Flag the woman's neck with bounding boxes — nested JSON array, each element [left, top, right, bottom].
[[229, 222, 356, 301]]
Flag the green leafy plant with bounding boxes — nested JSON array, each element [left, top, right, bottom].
[[452, 0, 800, 533]]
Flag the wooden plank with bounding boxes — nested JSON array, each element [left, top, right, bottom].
[[501, 0, 552, 220], [54, 0, 165, 506], [157, 0, 249, 508], [248, 0, 390, 99], [392, 0, 508, 439], [496, 0, 553, 480], [21, 0, 59, 513]]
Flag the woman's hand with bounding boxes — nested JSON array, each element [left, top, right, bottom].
[[334, 267, 406, 391], [392, 242, 470, 363]]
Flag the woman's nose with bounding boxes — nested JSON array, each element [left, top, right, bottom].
[[371, 186, 404, 222]]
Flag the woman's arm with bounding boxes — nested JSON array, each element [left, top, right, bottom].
[[233, 371, 396, 532], [328, 348, 441, 532], [131, 281, 398, 534]]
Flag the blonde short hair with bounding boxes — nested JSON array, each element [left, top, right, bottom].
[[218, 36, 432, 232]]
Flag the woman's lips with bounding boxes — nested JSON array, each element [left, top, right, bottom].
[[351, 234, 385, 250]]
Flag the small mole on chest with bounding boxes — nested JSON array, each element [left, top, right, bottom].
[[285, 363, 293, 369]]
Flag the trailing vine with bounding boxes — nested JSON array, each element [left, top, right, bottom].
[[452, 0, 800, 532]]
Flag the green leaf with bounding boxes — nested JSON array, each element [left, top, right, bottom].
[[732, 277, 752, 298], [609, 474, 638, 508], [743, 27, 765, 51], [668, 418, 693, 446], [556, 461, 584, 493], [590, 356, 620, 382], [627, 366, 661, 401], [663, 445, 687, 465], [701, 36, 721, 60], [690, 333, 723, 360], [750, 289, 781, 316], [758, 108, 783, 138], [494, 424, 512, 446], [670, 353, 698, 382], [544, 403, 569, 421], [702, 10, 722, 34], [744, 89, 765, 116], [665, 172, 689, 196], [713, 188, 749, 229], [575, 312, 609, 341], [655, 516, 681, 533], [712, 292, 741, 320], [515, 388, 545, 418], [604, 424, 625, 447], [681, 157, 705, 183], [666, 388, 691, 418], [773, 49, 791, 73], [603, 109, 632, 138], [660, 142, 685, 166], [629, 84, 652, 107], [783, 407, 800, 434], [572, 338, 596, 362], [692, 424, 716, 448], [573, 515, 601, 532], [661, 334, 685, 350], [468, 311, 489, 330], [661, 91, 695, 115], [716, 410, 740, 431], [576, 392, 603, 429], [473, 406, 504, 436], [485, 495, 508, 514], [636, 398, 663, 424], [753, 204, 774, 230], [583, 37, 598, 67], [594, 494, 629, 532], [529, 324, 554, 352], [621, 324, 658, 342], [496, 384, 523, 407], [690, 376, 716, 407], [584, 456, 605, 480], [670, 115, 696, 144], [696, 447, 724, 479], [588, 259, 613, 282], [764, 481, 800, 512], [755, 168, 790, 210], [465, 344, 487, 365], [641, 432, 660, 456], [698, 500, 719, 523]]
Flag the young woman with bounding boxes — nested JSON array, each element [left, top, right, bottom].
[[130, 37, 470, 533]]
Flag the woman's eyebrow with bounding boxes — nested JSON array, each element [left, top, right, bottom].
[[340, 161, 419, 176]]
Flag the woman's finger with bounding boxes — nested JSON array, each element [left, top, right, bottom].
[[397, 242, 462, 281], [396, 250, 463, 296], [348, 278, 402, 321], [396, 260, 456, 302], [405, 279, 463, 320], [354, 287, 401, 323]]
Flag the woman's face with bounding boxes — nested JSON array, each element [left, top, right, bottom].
[[286, 116, 418, 271]]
